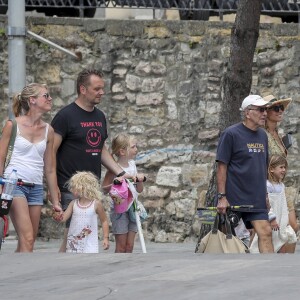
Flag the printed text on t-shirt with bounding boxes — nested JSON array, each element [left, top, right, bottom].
[[247, 143, 265, 152], [81, 122, 102, 127]]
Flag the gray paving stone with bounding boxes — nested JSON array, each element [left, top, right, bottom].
[[1, 238, 300, 300]]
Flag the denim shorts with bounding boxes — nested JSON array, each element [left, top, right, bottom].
[[60, 192, 76, 228], [14, 184, 44, 206], [110, 211, 137, 234]]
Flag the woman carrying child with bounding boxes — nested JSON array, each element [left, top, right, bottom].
[[250, 155, 297, 253], [102, 133, 145, 253]]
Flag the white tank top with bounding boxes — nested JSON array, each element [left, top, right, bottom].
[[67, 199, 99, 253], [4, 124, 49, 184], [120, 160, 137, 177]]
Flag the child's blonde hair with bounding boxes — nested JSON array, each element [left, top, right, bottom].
[[111, 132, 135, 158], [66, 171, 102, 201], [268, 155, 288, 183]]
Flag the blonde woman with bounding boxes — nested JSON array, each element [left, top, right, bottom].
[[0, 83, 61, 252], [54, 171, 109, 253]]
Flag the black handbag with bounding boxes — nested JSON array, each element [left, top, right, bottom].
[[282, 133, 292, 150]]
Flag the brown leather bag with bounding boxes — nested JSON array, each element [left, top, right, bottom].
[[197, 213, 249, 254]]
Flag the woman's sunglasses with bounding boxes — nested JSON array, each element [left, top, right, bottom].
[[41, 93, 50, 99], [268, 105, 284, 112]]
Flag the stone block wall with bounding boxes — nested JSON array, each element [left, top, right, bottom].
[[0, 16, 299, 243]]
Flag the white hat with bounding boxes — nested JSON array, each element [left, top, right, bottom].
[[240, 95, 269, 111]]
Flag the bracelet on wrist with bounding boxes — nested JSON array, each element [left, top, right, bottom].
[[116, 170, 126, 177]]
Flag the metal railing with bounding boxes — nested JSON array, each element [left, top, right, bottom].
[[0, 0, 299, 10], [0, 1, 299, 18]]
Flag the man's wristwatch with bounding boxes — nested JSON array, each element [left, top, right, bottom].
[[217, 192, 226, 200]]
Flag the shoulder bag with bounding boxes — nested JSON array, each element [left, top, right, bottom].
[[282, 133, 292, 150]]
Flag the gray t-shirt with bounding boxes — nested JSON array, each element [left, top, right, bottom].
[[216, 122, 268, 211]]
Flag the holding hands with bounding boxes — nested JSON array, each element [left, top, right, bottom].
[[53, 210, 64, 222], [270, 219, 280, 231]]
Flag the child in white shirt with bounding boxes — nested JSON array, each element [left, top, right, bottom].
[[250, 155, 297, 253]]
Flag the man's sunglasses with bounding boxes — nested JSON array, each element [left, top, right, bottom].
[[248, 107, 268, 113], [268, 105, 285, 112]]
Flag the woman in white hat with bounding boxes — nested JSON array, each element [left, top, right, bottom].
[[264, 94, 298, 253]]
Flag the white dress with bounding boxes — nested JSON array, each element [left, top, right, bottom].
[[250, 181, 297, 253], [67, 199, 99, 253]]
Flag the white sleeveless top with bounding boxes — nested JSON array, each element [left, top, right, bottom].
[[5, 124, 49, 184], [67, 199, 99, 253], [120, 160, 137, 177]]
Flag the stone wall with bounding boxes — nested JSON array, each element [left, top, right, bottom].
[[0, 16, 299, 243]]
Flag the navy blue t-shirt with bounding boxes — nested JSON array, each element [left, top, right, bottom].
[[51, 102, 108, 192], [216, 123, 268, 210]]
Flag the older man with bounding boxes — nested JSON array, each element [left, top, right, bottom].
[[216, 95, 273, 253]]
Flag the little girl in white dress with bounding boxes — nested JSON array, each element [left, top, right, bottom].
[[250, 155, 297, 253], [54, 171, 110, 253]]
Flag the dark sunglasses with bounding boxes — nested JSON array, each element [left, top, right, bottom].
[[248, 107, 268, 113], [40, 93, 50, 99], [268, 105, 284, 112]]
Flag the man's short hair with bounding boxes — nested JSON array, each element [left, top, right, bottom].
[[76, 69, 103, 95]]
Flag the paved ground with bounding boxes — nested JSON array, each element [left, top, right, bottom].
[[1, 236, 197, 254], [1, 238, 300, 300]]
